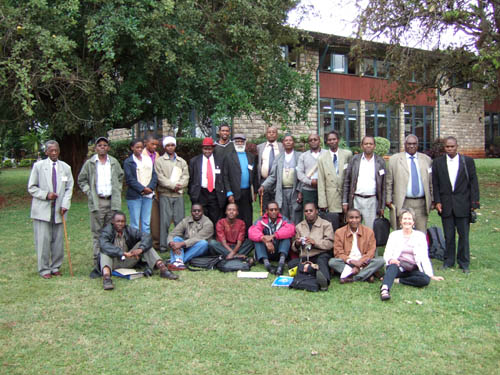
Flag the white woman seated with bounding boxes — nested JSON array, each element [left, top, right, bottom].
[[380, 208, 444, 301]]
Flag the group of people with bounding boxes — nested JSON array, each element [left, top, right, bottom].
[[28, 125, 480, 300]]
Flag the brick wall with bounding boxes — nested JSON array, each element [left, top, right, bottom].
[[107, 128, 132, 141], [438, 88, 485, 158]]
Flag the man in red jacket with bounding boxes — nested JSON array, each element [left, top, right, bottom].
[[248, 201, 296, 275]]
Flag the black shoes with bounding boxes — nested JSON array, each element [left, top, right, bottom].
[[316, 270, 328, 291], [160, 268, 179, 280], [103, 277, 114, 290], [275, 264, 284, 276], [265, 264, 277, 275]]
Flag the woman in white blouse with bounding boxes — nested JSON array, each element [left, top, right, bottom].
[[380, 208, 444, 301], [124, 139, 157, 233]]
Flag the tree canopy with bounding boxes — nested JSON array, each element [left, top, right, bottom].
[[0, 0, 314, 174], [354, 0, 500, 101]]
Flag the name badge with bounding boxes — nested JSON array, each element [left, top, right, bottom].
[[343, 164, 348, 170], [378, 169, 385, 176], [61, 176, 69, 182], [214, 168, 221, 174], [248, 165, 254, 171], [428, 167, 432, 173]]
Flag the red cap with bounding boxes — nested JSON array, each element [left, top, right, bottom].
[[202, 137, 215, 147]]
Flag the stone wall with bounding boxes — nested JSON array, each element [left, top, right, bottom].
[[233, 47, 319, 140], [438, 88, 485, 157], [107, 128, 132, 141]]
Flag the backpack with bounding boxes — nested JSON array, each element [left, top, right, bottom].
[[373, 217, 390, 246], [186, 255, 223, 271], [216, 258, 252, 272], [427, 226, 445, 261], [319, 212, 341, 233], [289, 262, 319, 292]]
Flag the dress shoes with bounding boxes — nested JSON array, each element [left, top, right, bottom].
[[41, 274, 52, 279], [461, 268, 470, 274], [160, 268, 179, 280], [102, 277, 114, 290], [51, 271, 62, 276], [265, 264, 277, 275], [340, 277, 354, 284], [275, 264, 284, 276], [316, 270, 329, 291]]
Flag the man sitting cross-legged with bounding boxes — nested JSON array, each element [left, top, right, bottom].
[[328, 208, 384, 283], [291, 202, 334, 291], [167, 204, 214, 270], [248, 201, 296, 275], [100, 211, 179, 290], [208, 203, 254, 259]]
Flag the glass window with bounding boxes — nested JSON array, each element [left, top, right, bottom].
[[365, 103, 375, 136], [332, 54, 346, 73], [376, 103, 388, 138], [375, 60, 388, 78], [362, 58, 375, 77], [348, 102, 360, 147], [365, 102, 399, 152], [404, 106, 434, 150], [320, 98, 360, 147], [321, 53, 332, 72]]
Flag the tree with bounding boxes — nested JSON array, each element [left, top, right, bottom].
[[0, 0, 314, 181], [354, 0, 500, 102]]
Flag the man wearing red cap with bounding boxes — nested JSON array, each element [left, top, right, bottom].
[[188, 137, 226, 226]]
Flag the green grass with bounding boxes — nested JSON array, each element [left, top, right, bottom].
[[1, 161, 499, 375]]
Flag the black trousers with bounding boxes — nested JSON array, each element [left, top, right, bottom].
[[260, 177, 275, 211], [301, 252, 332, 284], [382, 264, 430, 290], [235, 188, 253, 231], [198, 188, 221, 227], [441, 215, 470, 269]]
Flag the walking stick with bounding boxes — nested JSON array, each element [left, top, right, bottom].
[[260, 191, 263, 216], [62, 215, 74, 276]]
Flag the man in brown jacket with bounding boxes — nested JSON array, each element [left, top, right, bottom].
[[292, 202, 334, 291], [329, 208, 384, 283]]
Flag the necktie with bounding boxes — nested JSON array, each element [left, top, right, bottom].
[[268, 144, 275, 172], [206, 157, 214, 192], [410, 156, 419, 196], [333, 153, 338, 175], [52, 162, 57, 193]]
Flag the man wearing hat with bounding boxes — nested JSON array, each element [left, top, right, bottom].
[[188, 137, 226, 226], [154, 136, 189, 253], [78, 136, 124, 271], [223, 134, 259, 230]]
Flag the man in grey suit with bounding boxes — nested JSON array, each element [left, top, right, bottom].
[[78, 136, 124, 270], [258, 135, 303, 224], [386, 134, 433, 232], [318, 130, 353, 220], [297, 133, 327, 207], [343, 136, 385, 229], [257, 126, 284, 210], [28, 140, 73, 278]]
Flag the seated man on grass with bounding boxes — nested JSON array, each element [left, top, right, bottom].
[[248, 201, 296, 275], [208, 203, 254, 259], [167, 204, 214, 270], [329, 208, 384, 283], [292, 203, 334, 291], [100, 211, 178, 290]]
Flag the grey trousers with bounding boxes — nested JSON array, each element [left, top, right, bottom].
[[353, 195, 377, 229], [208, 239, 254, 257], [329, 256, 385, 281], [400, 197, 428, 233], [90, 197, 115, 265], [159, 195, 185, 250], [100, 244, 162, 272], [33, 219, 64, 276], [281, 187, 302, 225]]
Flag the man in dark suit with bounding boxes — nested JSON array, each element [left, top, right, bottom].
[[188, 137, 226, 226], [257, 126, 284, 210], [432, 136, 480, 273], [223, 134, 259, 230]]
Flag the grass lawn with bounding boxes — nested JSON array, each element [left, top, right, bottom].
[[0, 160, 499, 375]]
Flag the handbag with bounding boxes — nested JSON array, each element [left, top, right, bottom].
[[373, 217, 390, 246]]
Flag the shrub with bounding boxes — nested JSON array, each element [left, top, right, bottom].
[[19, 159, 35, 167], [108, 140, 132, 164], [350, 146, 362, 154], [2, 159, 13, 168], [174, 137, 204, 162], [374, 137, 390, 156]]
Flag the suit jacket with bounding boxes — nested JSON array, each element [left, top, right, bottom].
[[188, 153, 226, 207], [261, 150, 302, 208], [342, 153, 386, 212], [432, 154, 480, 218], [386, 152, 433, 214], [223, 150, 259, 201], [257, 141, 284, 185], [78, 154, 123, 212], [318, 148, 353, 212], [28, 158, 74, 224]]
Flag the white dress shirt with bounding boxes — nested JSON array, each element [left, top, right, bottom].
[[261, 142, 280, 179], [201, 154, 216, 189], [348, 229, 362, 261], [355, 153, 376, 195], [95, 155, 112, 197], [447, 154, 459, 191]]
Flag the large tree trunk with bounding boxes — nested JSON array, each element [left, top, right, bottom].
[[58, 132, 90, 192]]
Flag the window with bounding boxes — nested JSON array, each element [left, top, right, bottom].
[[404, 106, 434, 150], [485, 112, 500, 149], [365, 102, 400, 153], [320, 52, 356, 74], [361, 59, 387, 78], [320, 98, 360, 147]]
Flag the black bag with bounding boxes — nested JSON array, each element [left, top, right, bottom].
[[319, 211, 341, 233], [186, 255, 223, 271], [373, 217, 390, 246], [216, 258, 252, 272], [427, 226, 445, 261], [289, 262, 319, 292]]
